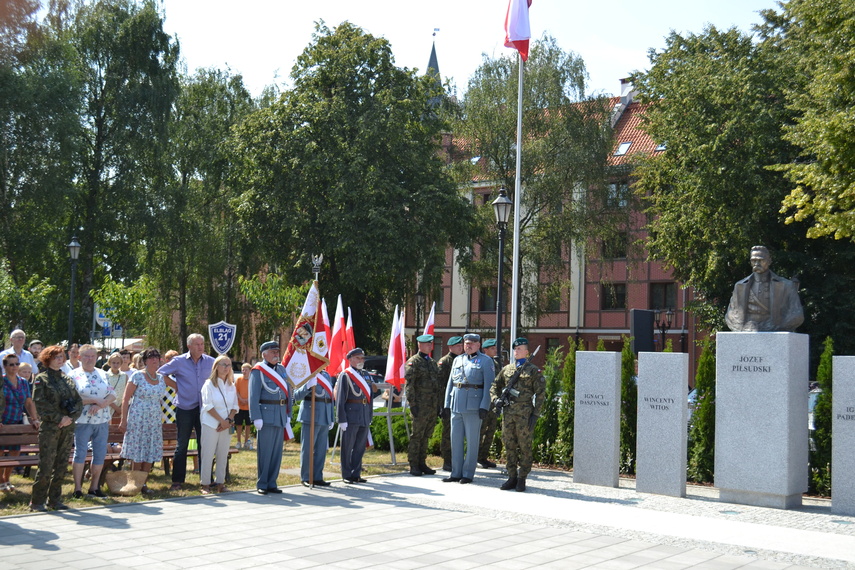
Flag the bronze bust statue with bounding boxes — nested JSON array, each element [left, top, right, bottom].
[[725, 246, 804, 332]]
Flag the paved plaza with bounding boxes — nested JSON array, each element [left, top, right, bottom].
[[2, 467, 854, 569]]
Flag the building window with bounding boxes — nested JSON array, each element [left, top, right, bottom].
[[650, 282, 677, 310], [607, 182, 629, 208], [435, 289, 446, 313], [614, 141, 632, 156], [601, 283, 627, 310], [546, 337, 560, 353], [433, 336, 443, 358], [478, 287, 496, 312], [602, 231, 628, 260]]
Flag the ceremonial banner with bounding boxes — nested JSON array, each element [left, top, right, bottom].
[[504, 0, 532, 61], [423, 302, 435, 336], [281, 281, 330, 388], [208, 320, 237, 355], [316, 299, 334, 399], [345, 307, 356, 354]]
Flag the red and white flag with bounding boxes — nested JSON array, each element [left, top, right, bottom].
[[504, 0, 532, 62], [328, 295, 346, 376], [384, 305, 406, 389], [314, 299, 334, 399], [345, 307, 356, 354], [423, 301, 435, 336], [281, 281, 330, 388]]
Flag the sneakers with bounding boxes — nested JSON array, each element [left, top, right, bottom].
[[236, 441, 243, 450], [245, 439, 254, 450]]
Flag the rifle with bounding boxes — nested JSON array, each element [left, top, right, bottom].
[[492, 345, 541, 414]]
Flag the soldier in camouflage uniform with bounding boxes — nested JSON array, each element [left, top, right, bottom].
[[405, 334, 441, 476], [497, 338, 544, 492], [437, 336, 463, 471], [478, 338, 503, 468], [30, 345, 83, 511]]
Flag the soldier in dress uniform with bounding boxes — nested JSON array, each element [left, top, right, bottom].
[[249, 341, 292, 495], [442, 333, 494, 484], [477, 338, 503, 469], [437, 336, 463, 471], [293, 369, 335, 486], [497, 338, 545, 492], [405, 334, 441, 476], [336, 348, 380, 483]]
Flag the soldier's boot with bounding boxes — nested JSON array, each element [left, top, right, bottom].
[[500, 477, 518, 490], [419, 463, 436, 475], [515, 477, 526, 492], [409, 464, 423, 476]]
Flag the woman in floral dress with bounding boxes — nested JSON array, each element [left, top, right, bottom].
[[119, 347, 165, 494]]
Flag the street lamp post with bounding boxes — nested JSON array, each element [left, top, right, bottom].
[[67, 236, 81, 345], [653, 307, 674, 351], [492, 188, 513, 364]]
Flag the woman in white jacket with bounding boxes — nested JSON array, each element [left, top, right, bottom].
[[199, 355, 238, 494]]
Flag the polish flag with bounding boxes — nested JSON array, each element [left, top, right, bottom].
[[345, 307, 356, 354], [504, 0, 532, 62], [423, 302, 435, 336], [314, 299, 334, 399], [384, 305, 406, 389], [328, 295, 346, 376]]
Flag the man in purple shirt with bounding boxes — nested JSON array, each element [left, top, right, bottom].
[[158, 333, 214, 490]]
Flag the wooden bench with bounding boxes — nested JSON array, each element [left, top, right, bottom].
[[0, 423, 239, 480]]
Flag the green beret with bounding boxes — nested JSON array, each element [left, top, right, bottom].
[[482, 338, 497, 348], [416, 334, 434, 343], [447, 336, 463, 346], [512, 337, 528, 348]]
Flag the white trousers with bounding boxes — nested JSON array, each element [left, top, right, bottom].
[[200, 424, 230, 485]]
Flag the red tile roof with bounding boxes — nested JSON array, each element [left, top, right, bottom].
[[608, 101, 660, 166]]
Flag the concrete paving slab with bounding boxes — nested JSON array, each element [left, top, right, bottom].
[[2, 468, 854, 569]]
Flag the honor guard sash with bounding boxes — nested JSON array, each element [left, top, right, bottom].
[[344, 367, 371, 398]]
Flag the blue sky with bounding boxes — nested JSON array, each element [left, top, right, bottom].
[[160, 0, 780, 98]]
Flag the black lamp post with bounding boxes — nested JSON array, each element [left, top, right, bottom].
[[414, 290, 425, 335], [653, 307, 674, 351], [492, 188, 513, 364], [67, 236, 81, 345]]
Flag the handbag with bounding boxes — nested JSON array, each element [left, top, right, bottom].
[[105, 468, 148, 496]]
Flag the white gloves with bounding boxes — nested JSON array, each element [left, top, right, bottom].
[[339, 422, 348, 432], [307, 376, 318, 388], [254, 419, 263, 431]]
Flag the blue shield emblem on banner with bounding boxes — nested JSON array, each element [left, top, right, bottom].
[[208, 321, 237, 355]]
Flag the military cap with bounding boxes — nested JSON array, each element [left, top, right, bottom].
[[512, 337, 529, 348], [447, 336, 463, 346], [463, 333, 481, 342], [416, 334, 434, 343], [482, 338, 497, 348], [347, 347, 365, 359], [260, 341, 280, 353]]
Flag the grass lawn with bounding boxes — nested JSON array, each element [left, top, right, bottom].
[[0, 434, 440, 516]]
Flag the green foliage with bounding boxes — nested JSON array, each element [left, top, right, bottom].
[[91, 275, 155, 338], [809, 336, 833, 495], [619, 336, 637, 474], [369, 408, 411, 452], [533, 346, 563, 464], [773, 1, 855, 241], [238, 275, 308, 343], [230, 21, 474, 351], [688, 340, 716, 482], [663, 338, 674, 352], [454, 36, 620, 322], [596, 338, 606, 351], [0, 260, 57, 340], [632, 26, 798, 312], [555, 337, 580, 467]]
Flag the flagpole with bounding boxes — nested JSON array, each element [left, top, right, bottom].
[[510, 53, 524, 343], [309, 258, 322, 490]]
